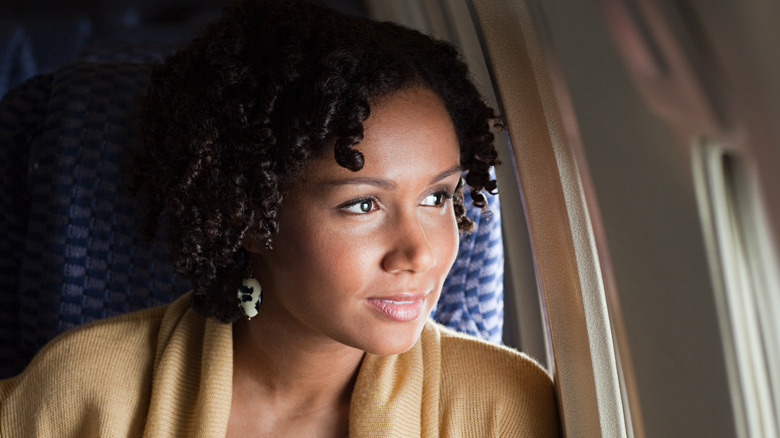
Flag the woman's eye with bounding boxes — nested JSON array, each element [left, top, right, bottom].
[[342, 198, 377, 214], [421, 191, 451, 207]]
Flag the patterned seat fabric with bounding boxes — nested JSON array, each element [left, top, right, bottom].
[[433, 189, 504, 343], [0, 61, 503, 378], [0, 62, 189, 378]]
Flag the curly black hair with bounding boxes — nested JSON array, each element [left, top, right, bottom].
[[130, 0, 501, 322]]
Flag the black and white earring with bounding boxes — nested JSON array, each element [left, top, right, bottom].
[[237, 277, 262, 320]]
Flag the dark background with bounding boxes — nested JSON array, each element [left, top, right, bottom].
[[0, 0, 366, 97]]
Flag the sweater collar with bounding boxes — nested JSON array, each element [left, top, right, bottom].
[[349, 321, 442, 437], [144, 295, 233, 437], [144, 294, 443, 437]]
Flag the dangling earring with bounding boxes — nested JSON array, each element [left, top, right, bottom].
[[237, 277, 262, 320]]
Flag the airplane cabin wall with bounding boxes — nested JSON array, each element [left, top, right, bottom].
[[527, 0, 735, 436]]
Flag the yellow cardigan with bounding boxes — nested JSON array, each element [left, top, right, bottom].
[[0, 294, 559, 437]]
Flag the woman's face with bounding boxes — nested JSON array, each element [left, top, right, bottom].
[[249, 87, 461, 355]]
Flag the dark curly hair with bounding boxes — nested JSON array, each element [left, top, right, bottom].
[[130, 0, 501, 322]]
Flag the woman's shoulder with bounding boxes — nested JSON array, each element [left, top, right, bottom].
[[423, 321, 561, 436], [8, 299, 178, 380], [0, 295, 192, 437]]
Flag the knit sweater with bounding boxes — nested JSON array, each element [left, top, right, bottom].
[[0, 294, 559, 437]]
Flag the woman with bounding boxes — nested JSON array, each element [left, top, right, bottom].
[[0, 0, 559, 436]]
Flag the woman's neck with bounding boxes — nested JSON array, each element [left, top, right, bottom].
[[228, 312, 364, 437]]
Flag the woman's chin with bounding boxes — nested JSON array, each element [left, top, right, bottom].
[[359, 322, 427, 356]]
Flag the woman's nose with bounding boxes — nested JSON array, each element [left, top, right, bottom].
[[381, 212, 437, 274]]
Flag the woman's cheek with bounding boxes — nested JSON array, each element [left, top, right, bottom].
[[432, 213, 460, 274]]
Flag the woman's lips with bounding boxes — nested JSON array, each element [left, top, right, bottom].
[[367, 294, 427, 322]]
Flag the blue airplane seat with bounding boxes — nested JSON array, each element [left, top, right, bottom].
[[433, 187, 504, 344], [0, 60, 503, 379]]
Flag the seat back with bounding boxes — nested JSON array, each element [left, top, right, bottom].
[[432, 188, 504, 343], [0, 62, 189, 377]]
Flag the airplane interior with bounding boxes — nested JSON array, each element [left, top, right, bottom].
[[2, 0, 779, 436]]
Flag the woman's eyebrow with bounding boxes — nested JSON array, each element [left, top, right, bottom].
[[325, 163, 461, 190], [431, 164, 463, 184], [325, 177, 397, 190]]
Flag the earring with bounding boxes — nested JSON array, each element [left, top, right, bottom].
[[237, 277, 262, 320]]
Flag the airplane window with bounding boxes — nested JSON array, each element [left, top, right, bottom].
[[693, 142, 780, 437]]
